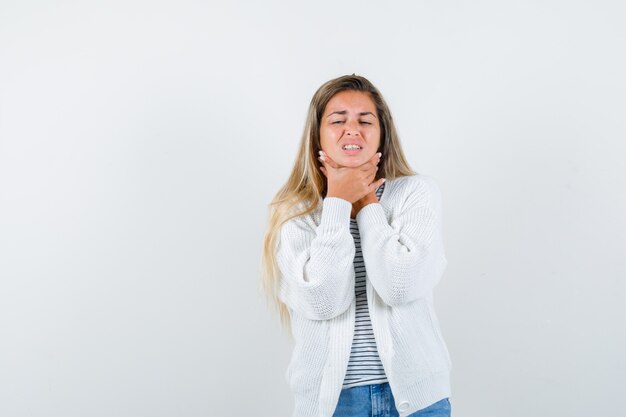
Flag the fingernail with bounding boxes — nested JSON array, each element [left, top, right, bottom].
[[377, 152, 382, 157], [319, 155, 325, 161]]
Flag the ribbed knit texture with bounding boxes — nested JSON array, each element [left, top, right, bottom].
[[276, 174, 451, 417]]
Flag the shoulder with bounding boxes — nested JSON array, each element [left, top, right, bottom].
[[384, 174, 444, 218], [389, 173, 442, 200], [279, 198, 322, 237]]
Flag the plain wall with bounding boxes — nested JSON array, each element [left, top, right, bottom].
[[1, 1, 625, 416]]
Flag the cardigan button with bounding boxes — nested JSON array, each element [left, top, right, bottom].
[[397, 401, 410, 412]]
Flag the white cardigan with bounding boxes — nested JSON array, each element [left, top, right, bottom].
[[276, 174, 451, 417]]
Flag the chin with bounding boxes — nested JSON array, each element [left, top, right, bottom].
[[338, 157, 363, 167]]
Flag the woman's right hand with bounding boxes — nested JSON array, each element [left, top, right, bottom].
[[318, 150, 383, 204]]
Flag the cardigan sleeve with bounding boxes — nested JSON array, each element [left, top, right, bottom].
[[276, 197, 356, 321], [355, 176, 448, 306]]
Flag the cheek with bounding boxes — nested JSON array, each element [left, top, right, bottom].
[[320, 127, 338, 143], [324, 126, 339, 134], [371, 127, 382, 143]]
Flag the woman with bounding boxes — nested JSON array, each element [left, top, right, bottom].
[[261, 74, 452, 417]]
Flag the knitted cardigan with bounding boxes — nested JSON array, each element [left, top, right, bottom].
[[276, 174, 451, 417]]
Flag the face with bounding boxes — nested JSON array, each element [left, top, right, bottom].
[[319, 90, 381, 168]]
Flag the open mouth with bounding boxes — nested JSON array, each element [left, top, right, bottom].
[[341, 144, 363, 154]]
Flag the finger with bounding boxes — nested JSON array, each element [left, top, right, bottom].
[[318, 156, 333, 170], [322, 154, 340, 168], [364, 164, 378, 178], [359, 152, 382, 171], [373, 152, 382, 168], [362, 159, 380, 175], [368, 177, 385, 192], [319, 166, 327, 177], [370, 151, 382, 164], [319, 153, 341, 169]]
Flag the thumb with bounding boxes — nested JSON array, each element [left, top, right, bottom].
[[369, 177, 386, 192]]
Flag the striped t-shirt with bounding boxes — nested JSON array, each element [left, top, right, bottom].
[[342, 181, 388, 389]]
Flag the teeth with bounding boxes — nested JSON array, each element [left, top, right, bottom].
[[343, 145, 361, 150]]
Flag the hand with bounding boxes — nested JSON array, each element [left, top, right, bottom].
[[318, 150, 385, 204]]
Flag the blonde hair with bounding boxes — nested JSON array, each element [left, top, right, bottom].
[[259, 74, 417, 336]]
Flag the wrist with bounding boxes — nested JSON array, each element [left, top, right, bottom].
[[355, 193, 378, 208]]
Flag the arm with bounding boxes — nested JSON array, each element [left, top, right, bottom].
[[276, 197, 356, 320], [356, 176, 448, 306]]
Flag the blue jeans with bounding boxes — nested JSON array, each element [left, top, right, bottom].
[[332, 382, 451, 417]]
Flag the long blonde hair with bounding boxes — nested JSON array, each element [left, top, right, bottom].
[[259, 74, 416, 336]]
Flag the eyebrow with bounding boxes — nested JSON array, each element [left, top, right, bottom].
[[326, 110, 377, 118]]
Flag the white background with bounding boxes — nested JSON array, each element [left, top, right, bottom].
[[1, 1, 625, 416]]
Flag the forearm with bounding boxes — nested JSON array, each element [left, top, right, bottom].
[[356, 178, 447, 306], [277, 197, 356, 320]]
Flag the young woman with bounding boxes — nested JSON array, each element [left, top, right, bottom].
[[261, 74, 452, 417]]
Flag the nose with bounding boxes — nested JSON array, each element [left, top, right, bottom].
[[345, 120, 360, 136]]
